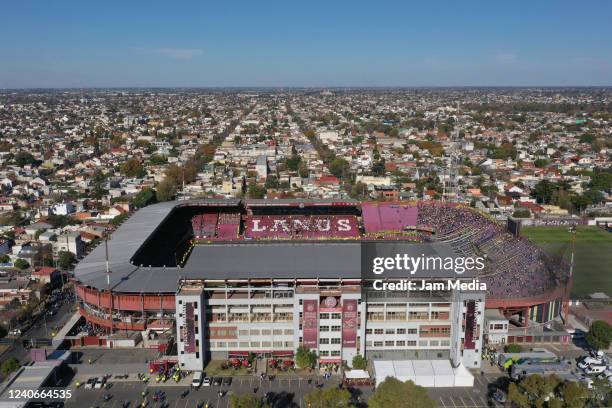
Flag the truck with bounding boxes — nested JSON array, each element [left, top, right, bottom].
[[510, 360, 572, 380], [498, 349, 558, 369]]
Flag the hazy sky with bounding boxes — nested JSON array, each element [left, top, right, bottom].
[[2, 1, 612, 88]]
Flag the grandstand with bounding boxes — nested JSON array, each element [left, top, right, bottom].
[[74, 199, 571, 368]]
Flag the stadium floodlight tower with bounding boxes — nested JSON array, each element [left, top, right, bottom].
[[443, 110, 461, 203], [104, 231, 113, 335]]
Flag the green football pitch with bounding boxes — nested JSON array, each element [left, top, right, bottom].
[[521, 226, 612, 297]]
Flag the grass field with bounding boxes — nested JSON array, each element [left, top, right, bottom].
[[521, 226, 612, 297]]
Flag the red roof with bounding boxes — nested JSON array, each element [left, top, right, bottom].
[[518, 201, 544, 212], [32, 267, 58, 276], [316, 176, 340, 185]]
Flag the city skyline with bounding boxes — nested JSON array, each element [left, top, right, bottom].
[[2, 0, 612, 88]]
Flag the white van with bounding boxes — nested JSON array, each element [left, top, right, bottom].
[[584, 365, 607, 375], [191, 371, 203, 389]]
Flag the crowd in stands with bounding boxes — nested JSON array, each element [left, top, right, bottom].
[[188, 202, 568, 299], [417, 202, 566, 299]]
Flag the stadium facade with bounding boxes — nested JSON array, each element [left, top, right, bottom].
[[74, 199, 570, 370]]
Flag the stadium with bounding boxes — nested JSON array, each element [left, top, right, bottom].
[[73, 199, 571, 371]]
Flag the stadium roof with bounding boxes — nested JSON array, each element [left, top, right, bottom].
[[182, 241, 464, 280], [245, 198, 359, 207], [74, 200, 471, 293]]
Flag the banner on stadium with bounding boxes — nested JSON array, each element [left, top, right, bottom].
[[464, 300, 476, 349], [342, 299, 358, 348], [303, 299, 318, 348], [184, 302, 196, 353]]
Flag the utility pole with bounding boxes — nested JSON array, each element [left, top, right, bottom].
[[105, 234, 113, 336]]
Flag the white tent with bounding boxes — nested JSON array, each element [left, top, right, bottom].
[[452, 363, 474, 387], [373, 360, 475, 388], [345, 369, 370, 379], [393, 360, 416, 383], [431, 360, 454, 387], [412, 360, 435, 387], [374, 360, 395, 385]]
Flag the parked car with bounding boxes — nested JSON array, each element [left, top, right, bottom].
[[492, 389, 506, 403], [9, 329, 21, 336], [578, 357, 604, 369], [213, 377, 222, 386], [191, 371, 203, 389], [94, 377, 106, 389], [589, 349, 604, 359], [202, 377, 212, 387], [222, 377, 232, 386], [583, 365, 608, 375], [85, 378, 97, 389], [597, 370, 612, 380]]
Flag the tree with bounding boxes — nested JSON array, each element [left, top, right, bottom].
[[265, 175, 279, 189], [589, 170, 612, 191], [507, 375, 591, 408], [534, 158, 549, 168], [286, 154, 302, 172], [121, 158, 146, 178], [14, 152, 35, 167], [504, 343, 523, 353], [369, 377, 435, 408], [351, 354, 367, 370], [350, 182, 369, 199], [156, 179, 177, 202], [110, 212, 129, 226], [533, 180, 555, 204], [132, 188, 157, 208], [583, 189, 604, 205], [571, 194, 591, 212], [304, 387, 354, 408], [57, 251, 76, 270], [247, 183, 266, 199], [0, 211, 23, 226], [0, 357, 20, 376], [229, 394, 270, 408], [298, 162, 309, 178], [295, 346, 317, 369], [90, 170, 108, 200], [47, 214, 77, 228], [561, 380, 590, 408], [328, 157, 350, 179], [586, 320, 612, 351], [512, 209, 531, 218], [372, 159, 386, 176], [14, 259, 29, 270]]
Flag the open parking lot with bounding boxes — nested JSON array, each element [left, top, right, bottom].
[[64, 375, 343, 408], [428, 373, 505, 408]]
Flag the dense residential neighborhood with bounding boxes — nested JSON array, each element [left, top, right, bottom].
[[0, 88, 610, 407]]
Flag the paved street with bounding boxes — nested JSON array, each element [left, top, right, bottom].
[[0, 298, 76, 366]]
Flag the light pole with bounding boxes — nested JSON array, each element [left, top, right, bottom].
[[104, 233, 114, 337]]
